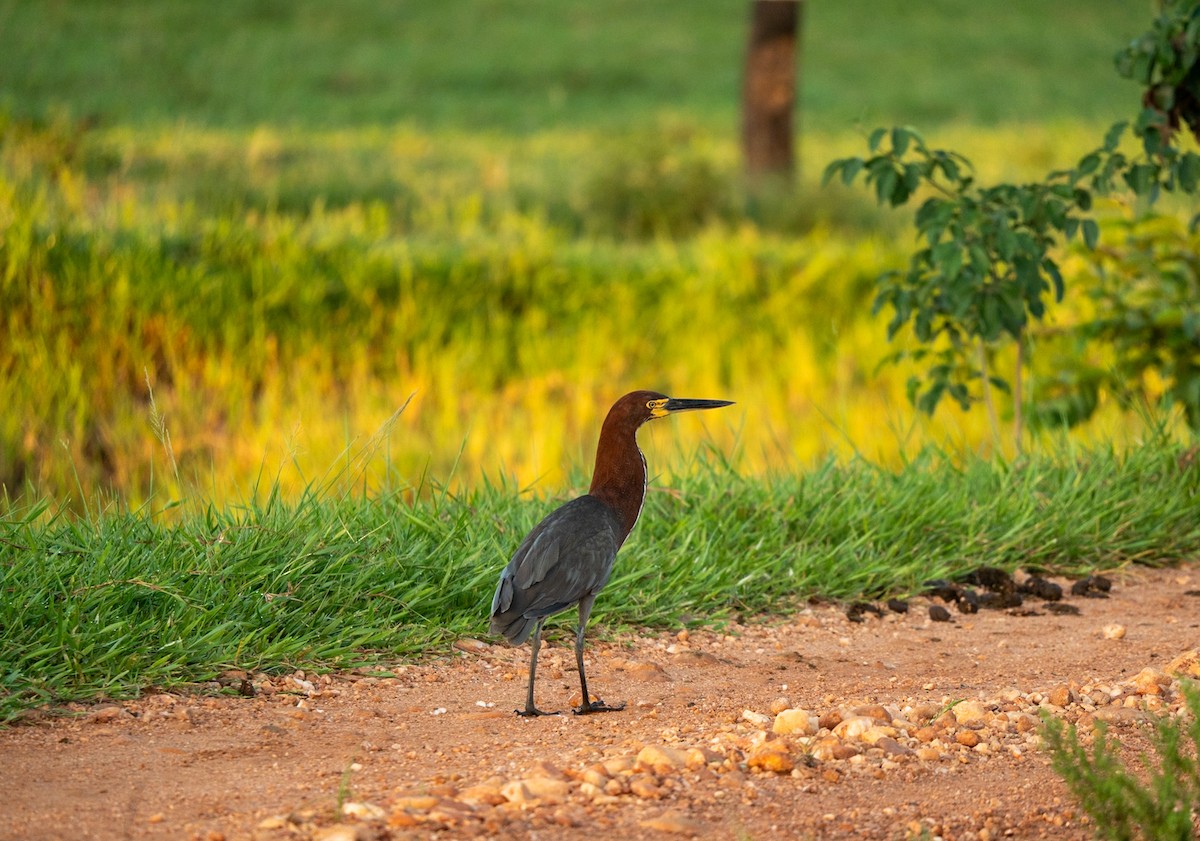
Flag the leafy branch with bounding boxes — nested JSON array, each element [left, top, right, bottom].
[[824, 0, 1200, 450]]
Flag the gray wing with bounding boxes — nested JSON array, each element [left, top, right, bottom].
[[490, 495, 623, 644]]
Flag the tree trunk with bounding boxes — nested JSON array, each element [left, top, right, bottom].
[[742, 0, 801, 181]]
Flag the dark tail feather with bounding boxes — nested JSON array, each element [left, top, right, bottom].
[[490, 611, 537, 645]]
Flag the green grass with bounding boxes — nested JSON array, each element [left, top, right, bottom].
[[2, 0, 1151, 133], [3, 435, 1198, 722]]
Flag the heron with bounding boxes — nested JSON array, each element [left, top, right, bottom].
[[489, 390, 733, 716]]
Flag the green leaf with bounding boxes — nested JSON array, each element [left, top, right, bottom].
[[1125, 163, 1158, 195], [868, 127, 888, 153], [1179, 153, 1200, 193], [840, 158, 864, 186], [1102, 121, 1128, 152], [931, 240, 963, 280], [1082, 219, 1100, 249], [1046, 261, 1064, 302], [876, 167, 900, 206], [892, 127, 910, 157], [820, 160, 843, 186], [1077, 153, 1101, 176], [903, 162, 923, 194], [917, 382, 946, 414]]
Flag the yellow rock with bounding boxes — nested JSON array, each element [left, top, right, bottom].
[[832, 715, 874, 740], [951, 700, 989, 725], [640, 812, 704, 836], [746, 740, 795, 773], [772, 708, 817, 736], [636, 745, 689, 774], [1167, 649, 1200, 678], [392, 796, 438, 811], [1132, 667, 1167, 695]]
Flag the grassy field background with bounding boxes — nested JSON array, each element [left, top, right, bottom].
[[2, 0, 1183, 507], [2, 1, 1198, 714], [5, 1, 1151, 132]]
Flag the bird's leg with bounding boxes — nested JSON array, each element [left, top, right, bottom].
[[516, 619, 559, 717], [572, 608, 625, 715]]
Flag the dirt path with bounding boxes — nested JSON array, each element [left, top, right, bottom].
[[3, 563, 1198, 841]]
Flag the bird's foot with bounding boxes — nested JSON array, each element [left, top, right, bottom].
[[515, 706, 561, 717], [573, 699, 626, 715]]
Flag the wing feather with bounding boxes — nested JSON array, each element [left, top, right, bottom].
[[489, 495, 623, 642]]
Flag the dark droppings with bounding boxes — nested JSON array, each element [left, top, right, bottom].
[[1071, 575, 1113, 598], [1019, 576, 1064, 601], [846, 601, 884, 623]]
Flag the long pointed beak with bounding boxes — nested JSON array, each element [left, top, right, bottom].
[[663, 397, 734, 413]]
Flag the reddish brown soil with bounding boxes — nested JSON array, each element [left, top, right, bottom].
[[2, 563, 1198, 841]]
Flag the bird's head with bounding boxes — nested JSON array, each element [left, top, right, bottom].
[[608, 390, 734, 429]]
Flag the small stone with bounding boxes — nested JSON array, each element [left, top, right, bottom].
[[527, 760, 565, 780], [1102, 624, 1126, 640], [851, 704, 892, 722], [818, 710, 843, 731], [860, 725, 899, 745], [388, 810, 420, 828], [951, 700, 989, 725], [955, 730, 981, 747], [913, 727, 938, 743], [915, 746, 942, 761], [313, 827, 361, 841], [1011, 713, 1038, 733], [929, 605, 953, 622], [810, 736, 859, 761], [458, 784, 506, 806], [630, 776, 662, 799], [86, 706, 130, 724], [1047, 685, 1074, 707], [1091, 706, 1151, 725], [520, 777, 570, 804], [832, 716, 875, 740], [876, 736, 914, 757], [685, 746, 725, 769], [1166, 649, 1200, 678], [640, 813, 704, 836], [393, 796, 438, 812], [500, 781, 532, 805], [746, 740, 795, 773], [911, 702, 942, 721], [769, 697, 792, 715], [578, 782, 608, 802], [602, 756, 636, 776], [773, 708, 817, 737], [742, 710, 772, 728], [452, 638, 489, 653], [341, 802, 386, 821], [1132, 668, 1167, 696], [636, 745, 689, 774]]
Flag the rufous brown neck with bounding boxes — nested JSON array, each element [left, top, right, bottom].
[[588, 417, 647, 544]]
